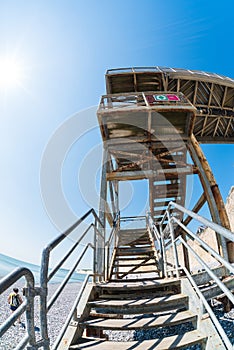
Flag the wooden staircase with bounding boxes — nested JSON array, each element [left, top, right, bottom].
[[66, 229, 208, 350], [110, 229, 160, 282]]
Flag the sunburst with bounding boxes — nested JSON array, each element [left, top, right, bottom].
[[0, 55, 25, 89]]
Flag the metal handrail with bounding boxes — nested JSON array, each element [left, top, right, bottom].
[[39, 208, 104, 349], [47, 243, 94, 311], [178, 236, 234, 305], [105, 218, 119, 280], [0, 267, 40, 349], [182, 267, 233, 350], [161, 201, 234, 349], [172, 216, 234, 276], [167, 201, 234, 243], [48, 223, 94, 281]]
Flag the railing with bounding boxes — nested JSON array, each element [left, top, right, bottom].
[[98, 91, 194, 112], [0, 208, 116, 349], [39, 208, 105, 349], [152, 201, 234, 350], [105, 217, 119, 280], [106, 67, 234, 83], [147, 213, 165, 277], [120, 215, 146, 229], [0, 267, 39, 350], [3, 202, 234, 349]]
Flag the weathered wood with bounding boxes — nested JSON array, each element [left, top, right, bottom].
[[182, 192, 206, 227], [88, 294, 188, 313], [189, 134, 233, 263], [82, 310, 196, 330], [104, 202, 114, 227], [70, 330, 206, 349], [107, 166, 198, 181]]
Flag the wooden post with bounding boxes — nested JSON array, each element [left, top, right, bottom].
[[188, 134, 233, 262]]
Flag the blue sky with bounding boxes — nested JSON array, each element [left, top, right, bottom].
[[0, 0, 234, 267]]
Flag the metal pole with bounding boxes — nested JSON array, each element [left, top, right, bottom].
[[40, 249, 50, 349], [167, 210, 180, 278], [159, 223, 168, 278], [93, 218, 97, 282], [98, 145, 108, 280]]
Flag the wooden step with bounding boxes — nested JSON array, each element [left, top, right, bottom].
[[109, 277, 161, 283], [83, 310, 197, 331], [114, 255, 156, 260], [88, 294, 188, 314], [115, 250, 154, 257], [119, 233, 149, 237], [118, 238, 150, 244], [117, 247, 153, 253], [113, 261, 156, 268], [118, 235, 148, 241], [119, 233, 149, 239], [118, 243, 152, 248], [112, 269, 159, 275], [70, 330, 206, 349], [98, 289, 176, 299], [98, 279, 181, 292]]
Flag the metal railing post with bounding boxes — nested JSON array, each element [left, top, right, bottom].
[[166, 210, 180, 278], [159, 224, 168, 278], [93, 217, 97, 282], [158, 226, 165, 278], [40, 248, 50, 350], [0, 267, 39, 350]]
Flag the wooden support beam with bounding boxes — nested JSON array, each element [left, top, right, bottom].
[[107, 166, 197, 181], [189, 134, 233, 263], [105, 202, 114, 227], [183, 192, 207, 227]]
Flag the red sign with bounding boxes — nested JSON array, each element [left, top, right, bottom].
[[146, 94, 180, 105], [166, 94, 180, 101]]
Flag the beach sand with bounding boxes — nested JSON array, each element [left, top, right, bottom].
[[0, 282, 82, 350]]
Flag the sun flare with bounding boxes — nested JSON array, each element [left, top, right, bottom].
[[0, 56, 25, 89]]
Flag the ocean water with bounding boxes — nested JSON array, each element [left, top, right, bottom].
[[0, 253, 86, 284]]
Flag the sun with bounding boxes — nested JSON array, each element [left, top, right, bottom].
[[0, 56, 25, 89]]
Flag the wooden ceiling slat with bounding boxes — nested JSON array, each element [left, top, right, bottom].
[[224, 118, 233, 137], [104, 68, 234, 146]]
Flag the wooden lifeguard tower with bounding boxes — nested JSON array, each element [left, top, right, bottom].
[[1, 67, 234, 350], [97, 67, 234, 268]]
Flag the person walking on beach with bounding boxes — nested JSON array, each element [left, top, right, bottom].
[[7, 287, 23, 324]]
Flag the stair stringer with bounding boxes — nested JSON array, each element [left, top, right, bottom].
[[181, 277, 226, 349], [57, 282, 96, 350]]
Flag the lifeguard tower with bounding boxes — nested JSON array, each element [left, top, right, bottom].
[[1, 67, 234, 350]]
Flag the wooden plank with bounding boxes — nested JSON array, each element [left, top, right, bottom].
[[71, 330, 206, 349], [113, 261, 156, 268], [99, 279, 180, 291], [88, 294, 188, 310], [112, 269, 159, 276], [83, 310, 196, 330]]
